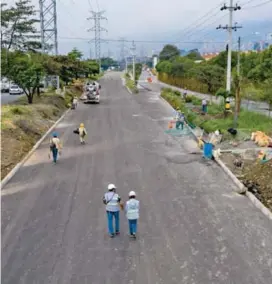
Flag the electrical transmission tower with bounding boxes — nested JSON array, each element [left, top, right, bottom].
[[119, 37, 126, 61], [39, 0, 58, 55], [87, 11, 107, 71]]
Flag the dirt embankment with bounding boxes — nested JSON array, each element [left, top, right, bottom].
[[1, 89, 77, 179], [221, 152, 272, 211]]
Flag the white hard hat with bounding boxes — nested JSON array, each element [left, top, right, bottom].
[[129, 191, 136, 197], [108, 184, 116, 190]]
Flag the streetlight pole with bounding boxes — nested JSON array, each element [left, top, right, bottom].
[[131, 41, 136, 83]]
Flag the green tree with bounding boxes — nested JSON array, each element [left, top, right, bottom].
[[193, 64, 225, 94], [159, 45, 180, 61], [67, 47, 83, 61], [185, 51, 203, 61], [5, 51, 45, 103], [156, 61, 173, 74], [1, 0, 40, 51], [208, 51, 237, 69], [261, 80, 272, 117], [100, 57, 118, 70]]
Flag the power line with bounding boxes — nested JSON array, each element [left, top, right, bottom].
[[95, 0, 100, 11], [87, 0, 93, 10], [177, 2, 224, 37], [244, 0, 272, 8], [58, 36, 226, 44]]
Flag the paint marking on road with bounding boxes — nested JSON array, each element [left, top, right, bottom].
[[55, 122, 75, 128], [132, 114, 141, 117]]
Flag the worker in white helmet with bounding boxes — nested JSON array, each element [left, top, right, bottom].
[[103, 184, 122, 238], [125, 191, 140, 238]]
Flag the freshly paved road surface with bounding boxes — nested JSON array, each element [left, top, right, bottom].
[[2, 72, 272, 284]]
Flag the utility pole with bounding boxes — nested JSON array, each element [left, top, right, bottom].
[[217, 1, 241, 93], [131, 41, 136, 83], [237, 36, 241, 76], [233, 36, 241, 128], [39, 0, 58, 55], [87, 11, 107, 73], [118, 37, 126, 71]]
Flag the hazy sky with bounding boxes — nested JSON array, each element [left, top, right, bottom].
[[5, 0, 272, 56]]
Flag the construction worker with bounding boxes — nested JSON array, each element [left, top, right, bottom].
[[103, 184, 122, 238], [125, 191, 140, 239], [175, 110, 185, 130], [49, 132, 62, 164], [78, 123, 87, 144], [72, 97, 78, 109]]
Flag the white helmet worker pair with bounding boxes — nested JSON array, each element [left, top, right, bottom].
[[107, 184, 136, 197]]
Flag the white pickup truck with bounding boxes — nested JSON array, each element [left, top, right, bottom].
[[85, 81, 101, 104]]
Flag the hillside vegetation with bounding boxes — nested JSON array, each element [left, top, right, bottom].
[[156, 45, 272, 110]]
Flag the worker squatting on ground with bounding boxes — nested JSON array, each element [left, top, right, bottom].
[[49, 132, 62, 164], [125, 191, 140, 239], [78, 123, 87, 144], [175, 110, 185, 130], [103, 184, 123, 238]]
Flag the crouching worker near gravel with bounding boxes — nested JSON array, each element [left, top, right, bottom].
[[125, 191, 140, 239], [103, 184, 122, 238]]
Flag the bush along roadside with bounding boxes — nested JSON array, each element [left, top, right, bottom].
[[1, 87, 81, 179], [161, 87, 272, 138], [124, 73, 138, 93]]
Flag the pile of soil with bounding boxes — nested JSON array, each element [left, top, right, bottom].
[[241, 160, 272, 211], [221, 152, 272, 211]]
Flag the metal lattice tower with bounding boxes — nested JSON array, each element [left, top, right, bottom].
[[39, 0, 58, 55], [87, 11, 107, 66], [119, 37, 126, 61]]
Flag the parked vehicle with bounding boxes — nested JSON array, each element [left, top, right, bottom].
[[9, 85, 23, 95], [86, 85, 100, 104], [1, 80, 10, 93]]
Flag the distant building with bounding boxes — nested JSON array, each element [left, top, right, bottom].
[[202, 52, 220, 61]]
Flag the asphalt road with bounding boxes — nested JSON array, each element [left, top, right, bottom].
[[2, 72, 272, 284], [1, 92, 23, 104]]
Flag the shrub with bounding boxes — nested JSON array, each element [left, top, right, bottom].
[[173, 90, 181, 96]]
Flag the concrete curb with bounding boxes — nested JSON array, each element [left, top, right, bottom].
[[245, 191, 272, 220], [126, 86, 133, 95], [214, 157, 247, 194], [1, 109, 70, 189], [159, 93, 272, 220]]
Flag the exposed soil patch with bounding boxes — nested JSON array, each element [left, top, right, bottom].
[[221, 152, 272, 211], [1, 89, 78, 180]]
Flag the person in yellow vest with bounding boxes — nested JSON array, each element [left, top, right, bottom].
[[225, 98, 231, 111], [78, 123, 87, 144]]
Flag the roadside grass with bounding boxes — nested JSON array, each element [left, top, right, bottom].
[[1, 87, 80, 180], [161, 88, 272, 136], [124, 73, 138, 93]]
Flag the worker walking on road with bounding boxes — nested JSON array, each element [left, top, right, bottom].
[[103, 184, 122, 238], [49, 132, 62, 164], [78, 123, 87, 144], [125, 191, 140, 239]]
